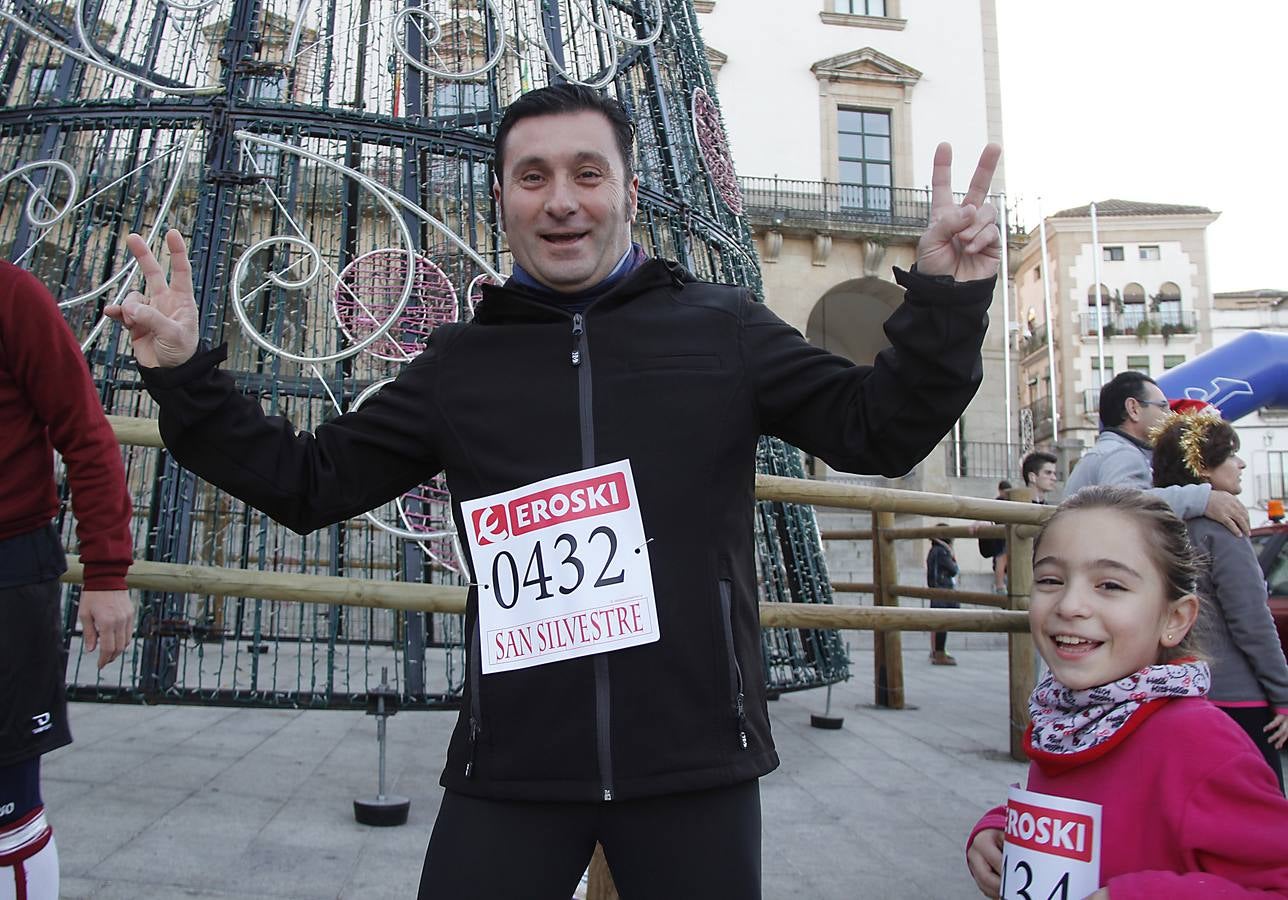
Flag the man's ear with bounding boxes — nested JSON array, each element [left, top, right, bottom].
[[626, 173, 639, 223], [492, 176, 504, 231]]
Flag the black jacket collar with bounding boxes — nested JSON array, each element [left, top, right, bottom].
[[473, 258, 691, 325]]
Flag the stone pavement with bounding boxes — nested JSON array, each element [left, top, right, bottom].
[[46, 646, 1029, 899]]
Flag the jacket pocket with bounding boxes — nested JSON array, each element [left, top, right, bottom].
[[718, 578, 749, 751]]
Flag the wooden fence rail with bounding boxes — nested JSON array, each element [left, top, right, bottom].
[[103, 416, 1049, 761]]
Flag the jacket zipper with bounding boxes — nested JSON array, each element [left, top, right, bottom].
[[718, 579, 749, 750], [571, 312, 615, 801], [465, 618, 482, 777]]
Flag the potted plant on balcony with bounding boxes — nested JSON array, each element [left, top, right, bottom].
[[1135, 317, 1155, 342]]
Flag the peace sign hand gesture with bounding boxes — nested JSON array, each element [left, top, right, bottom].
[[916, 142, 1003, 283], [103, 229, 200, 368]]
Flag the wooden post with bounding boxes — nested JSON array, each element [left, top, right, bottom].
[[1005, 487, 1037, 761], [872, 511, 904, 708], [586, 843, 618, 900]]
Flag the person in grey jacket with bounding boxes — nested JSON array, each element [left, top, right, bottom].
[[1065, 371, 1249, 537], [1153, 411, 1288, 789]]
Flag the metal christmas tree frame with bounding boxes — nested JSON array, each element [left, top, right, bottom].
[[0, 0, 846, 707]]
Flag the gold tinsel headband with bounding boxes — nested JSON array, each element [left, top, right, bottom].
[[1150, 407, 1222, 479]]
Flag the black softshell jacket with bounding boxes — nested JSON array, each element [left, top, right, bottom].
[[140, 258, 992, 802]]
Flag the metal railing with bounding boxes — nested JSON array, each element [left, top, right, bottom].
[[1021, 324, 1048, 358], [1078, 309, 1197, 338], [944, 440, 1022, 480], [738, 176, 930, 229], [1083, 388, 1100, 415], [738, 176, 1027, 236], [1022, 396, 1052, 427]]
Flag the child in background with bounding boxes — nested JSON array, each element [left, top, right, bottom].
[[965, 486, 1288, 899]]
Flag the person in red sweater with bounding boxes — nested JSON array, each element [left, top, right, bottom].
[[966, 485, 1288, 899], [0, 261, 134, 900]]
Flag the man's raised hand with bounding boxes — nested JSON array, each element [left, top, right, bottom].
[[104, 229, 200, 368], [916, 142, 1003, 283]]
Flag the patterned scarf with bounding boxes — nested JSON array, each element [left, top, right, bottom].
[[1029, 661, 1210, 759]]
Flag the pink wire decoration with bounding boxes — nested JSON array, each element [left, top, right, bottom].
[[334, 248, 458, 361], [691, 87, 743, 216], [399, 473, 460, 571]]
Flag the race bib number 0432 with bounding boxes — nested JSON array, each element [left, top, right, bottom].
[[1000, 787, 1102, 900], [461, 460, 660, 675]]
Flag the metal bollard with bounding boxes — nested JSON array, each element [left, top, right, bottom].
[[354, 667, 411, 826]]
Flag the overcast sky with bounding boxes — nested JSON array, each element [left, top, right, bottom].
[[994, 0, 1284, 293]]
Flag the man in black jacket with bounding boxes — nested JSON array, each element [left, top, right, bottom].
[[107, 84, 1001, 898]]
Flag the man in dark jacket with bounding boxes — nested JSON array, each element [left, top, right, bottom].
[[107, 84, 1001, 898]]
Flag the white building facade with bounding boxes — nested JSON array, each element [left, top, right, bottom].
[[696, 0, 1014, 500], [1012, 200, 1219, 463]]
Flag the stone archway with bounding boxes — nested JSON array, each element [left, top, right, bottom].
[[805, 276, 905, 363]]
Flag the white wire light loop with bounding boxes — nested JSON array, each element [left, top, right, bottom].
[[571, 0, 663, 47], [0, 159, 79, 230], [227, 131, 417, 365], [392, 4, 507, 81]]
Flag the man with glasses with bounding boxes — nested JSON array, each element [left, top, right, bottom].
[[1065, 370, 1249, 536]]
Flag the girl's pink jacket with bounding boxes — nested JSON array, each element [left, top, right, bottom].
[[968, 697, 1288, 898]]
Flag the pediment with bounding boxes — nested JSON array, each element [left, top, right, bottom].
[[811, 48, 921, 85], [705, 45, 728, 74]]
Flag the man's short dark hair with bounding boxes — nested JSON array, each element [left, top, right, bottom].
[[1099, 371, 1158, 429], [997, 479, 1012, 492], [493, 84, 636, 188], [1021, 450, 1057, 486]]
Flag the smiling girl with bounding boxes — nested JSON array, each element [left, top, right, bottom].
[[965, 486, 1288, 899]]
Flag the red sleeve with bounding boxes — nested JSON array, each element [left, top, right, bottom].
[[6, 269, 132, 589], [1105, 750, 1288, 899]]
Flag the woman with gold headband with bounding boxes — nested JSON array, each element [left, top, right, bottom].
[[1153, 406, 1288, 789]]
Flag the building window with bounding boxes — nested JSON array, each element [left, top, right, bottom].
[[1091, 356, 1114, 389], [834, 0, 886, 14], [836, 108, 891, 212], [1126, 355, 1151, 376], [1139, 245, 1160, 261], [1103, 246, 1125, 262], [1032, 265, 1041, 283], [1163, 355, 1185, 370], [1121, 282, 1146, 328], [1155, 281, 1182, 325], [26, 65, 60, 103], [1269, 451, 1288, 502], [434, 81, 490, 116]]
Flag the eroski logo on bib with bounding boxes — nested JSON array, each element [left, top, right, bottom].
[[461, 461, 659, 674], [472, 506, 509, 545], [1000, 787, 1102, 900]]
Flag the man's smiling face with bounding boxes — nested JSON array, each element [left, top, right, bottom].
[[494, 110, 639, 294]]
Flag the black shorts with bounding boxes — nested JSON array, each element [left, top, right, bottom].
[[0, 579, 72, 767]]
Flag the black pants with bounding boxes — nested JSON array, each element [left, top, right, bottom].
[[929, 598, 960, 655], [1221, 706, 1286, 793], [418, 780, 762, 899]]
